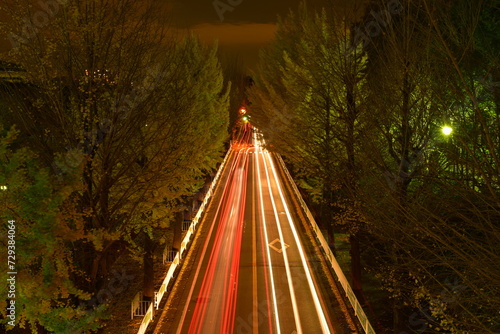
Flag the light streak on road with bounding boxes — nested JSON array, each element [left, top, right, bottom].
[[163, 126, 340, 334], [191, 149, 248, 334], [260, 142, 303, 333], [251, 173, 259, 334], [255, 134, 281, 334], [177, 147, 250, 334], [267, 150, 332, 334]]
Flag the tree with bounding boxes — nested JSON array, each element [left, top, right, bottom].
[[219, 52, 248, 132], [356, 0, 499, 331], [249, 0, 499, 332], [0, 125, 106, 332], [132, 36, 230, 300], [0, 0, 229, 329], [249, 2, 369, 299]]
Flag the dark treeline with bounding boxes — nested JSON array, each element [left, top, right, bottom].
[[249, 0, 499, 332], [0, 0, 230, 332]]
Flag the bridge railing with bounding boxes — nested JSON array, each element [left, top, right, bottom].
[[275, 154, 376, 334], [135, 147, 233, 334]]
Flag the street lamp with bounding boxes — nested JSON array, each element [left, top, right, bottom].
[[0, 185, 7, 191], [441, 125, 453, 136]]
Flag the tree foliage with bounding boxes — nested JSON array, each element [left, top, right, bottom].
[[249, 0, 499, 332], [0, 125, 106, 332], [249, 1, 369, 300], [0, 0, 229, 331]]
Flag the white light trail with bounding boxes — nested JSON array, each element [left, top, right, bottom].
[[261, 149, 303, 334], [267, 153, 331, 334], [254, 133, 281, 334]]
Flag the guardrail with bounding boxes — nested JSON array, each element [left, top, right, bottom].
[[135, 147, 233, 334], [275, 153, 376, 334], [131, 292, 151, 319], [162, 245, 175, 264]]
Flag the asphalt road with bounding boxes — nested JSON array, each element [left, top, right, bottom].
[[152, 127, 356, 334]]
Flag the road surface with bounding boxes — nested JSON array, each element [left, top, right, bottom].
[[152, 125, 356, 334]]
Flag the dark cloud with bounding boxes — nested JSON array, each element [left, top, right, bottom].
[[166, 0, 317, 69], [0, 0, 328, 68], [185, 22, 278, 69]]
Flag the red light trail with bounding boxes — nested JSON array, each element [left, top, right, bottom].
[[169, 126, 338, 334]]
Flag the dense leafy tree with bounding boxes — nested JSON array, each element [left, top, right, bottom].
[[249, 2, 369, 298], [0, 0, 229, 330], [358, 0, 499, 331], [0, 126, 106, 332], [250, 0, 499, 332]]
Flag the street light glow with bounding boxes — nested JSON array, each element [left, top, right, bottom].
[[442, 126, 453, 136]]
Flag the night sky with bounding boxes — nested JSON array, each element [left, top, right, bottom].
[[0, 0, 344, 69], [166, 0, 308, 69]]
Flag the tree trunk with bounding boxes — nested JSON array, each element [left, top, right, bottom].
[[172, 210, 183, 252], [320, 188, 336, 255], [326, 220, 336, 255], [90, 251, 102, 291], [350, 233, 363, 301], [143, 232, 155, 301]]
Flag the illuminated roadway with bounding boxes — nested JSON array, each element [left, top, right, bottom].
[[152, 125, 356, 334]]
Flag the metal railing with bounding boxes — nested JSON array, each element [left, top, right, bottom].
[[275, 153, 376, 334], [162, 245, 176, 264], [131, 292, 152, 319], [182, 220, 191, 231]]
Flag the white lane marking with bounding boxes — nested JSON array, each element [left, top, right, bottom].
[[268, 238, 290, 254]]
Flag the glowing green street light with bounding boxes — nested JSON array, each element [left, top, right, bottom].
[[441, 125, 453, 136]]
